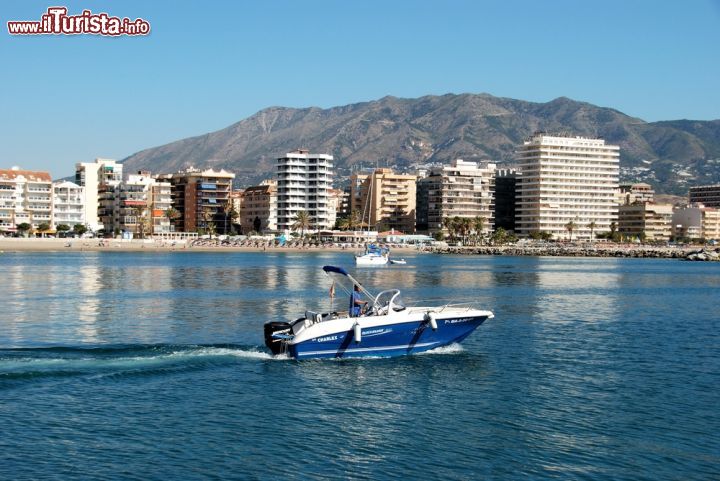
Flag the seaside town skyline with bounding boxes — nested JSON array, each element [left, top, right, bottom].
[[2, 133, 720, 244]]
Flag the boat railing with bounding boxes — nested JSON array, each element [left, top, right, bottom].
[[438, 303, 476, 312], [406, 301, 477, 313]]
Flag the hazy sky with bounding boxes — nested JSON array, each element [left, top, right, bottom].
[[2, 0, 719, 178]]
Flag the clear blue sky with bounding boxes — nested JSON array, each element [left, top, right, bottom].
[[2, 0, 719, 178]]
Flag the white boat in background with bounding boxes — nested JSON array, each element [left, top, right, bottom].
[[390, 258, 406, 265], [355, 244, 389, 265]]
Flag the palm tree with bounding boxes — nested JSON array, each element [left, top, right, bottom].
[[337, 217, 350, 231], [459, 217, 472, 245], [165, 207, 180, 232], [223, 202, 239, 235], [610, 221, 618, 242], [292, 210, 312, 239], [348, 210, 362, 231], [587, 221, 597, 242], [565, 220, 577, 241], [442, 217, 456, 242], [473, 216, 486, 245], [201, 207, 216, 237], [131, 206, 147, 239]]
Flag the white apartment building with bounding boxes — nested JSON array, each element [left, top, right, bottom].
[[52, 180, 85, 230], [75, 158, 123, 232], [417, 159, 495, 233], [516, 134, 620, 240], [0, 167, 52, 233], [276, 149, 334, 232]]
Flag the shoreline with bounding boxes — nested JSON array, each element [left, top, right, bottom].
[[1, 238, 718, 260], [431, 244, 720, 260], [0, 238, 421, 254]]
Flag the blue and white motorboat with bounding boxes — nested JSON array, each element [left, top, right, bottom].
[[354, 244, 389, 265], [263, 265, 494, 359]]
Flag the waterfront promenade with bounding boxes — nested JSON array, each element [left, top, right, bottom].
[[0, 237, 418, 254], [1, 237, 718, 260]]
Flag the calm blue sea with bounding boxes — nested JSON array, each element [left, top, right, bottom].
[[0, 251, 718, 480]]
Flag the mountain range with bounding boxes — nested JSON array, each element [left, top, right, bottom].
[[121, 93, 720, 195]]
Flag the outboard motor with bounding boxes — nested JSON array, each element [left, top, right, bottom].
[[264, 321, 292, 355]]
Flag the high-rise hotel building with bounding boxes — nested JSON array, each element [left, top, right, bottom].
[[75, 158, 123, 232], [416, 160, 495, 233], [516, 134, 619, 240], [276, 149, 334, 232]]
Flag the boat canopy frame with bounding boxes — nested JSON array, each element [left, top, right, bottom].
[[322, 265, 375, 305]]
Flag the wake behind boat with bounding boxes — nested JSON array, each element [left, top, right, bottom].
[[263, 265, 493, 359]]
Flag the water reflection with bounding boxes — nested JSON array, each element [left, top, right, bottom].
[[75, 258, 101, 342]]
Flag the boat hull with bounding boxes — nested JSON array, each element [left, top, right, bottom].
[[288, 314, 490, 359], [354, 254, 388, 266]]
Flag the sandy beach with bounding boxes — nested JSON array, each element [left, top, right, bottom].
[[1, 238, 716, 260], [0, 238, 422, 254]]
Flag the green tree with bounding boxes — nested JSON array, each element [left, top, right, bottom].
[[131, 206, 147, 239], [565, 220, 577, 241], [491, 227, 508, 245], [56, 224, 70, 233], [201, 207, 216, 238], [473, 216, 486, 245], [37, 222, 50, 236], [609, 221, 618, 241], [73, 224, 88, 236], [164, 207, 180, 231], [338, 210, 362, 231], [223, 202, 238, 235], [292, 210, 312, 238], [17, 222, 32, 236], [458, 217, 472, 245], [587, 221, 597, 242], [443, 217, 460, 243]]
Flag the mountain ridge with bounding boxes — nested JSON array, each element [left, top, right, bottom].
[[121, 93, 720, 195]]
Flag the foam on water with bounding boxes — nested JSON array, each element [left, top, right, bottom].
[[0, 344, 284, 380], [417, 342, 465, 355]]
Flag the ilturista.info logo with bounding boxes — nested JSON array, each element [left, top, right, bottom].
[[7, 6, 150, 36]]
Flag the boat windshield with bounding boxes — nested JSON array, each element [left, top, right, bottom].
[[371, 289, 405, 315]]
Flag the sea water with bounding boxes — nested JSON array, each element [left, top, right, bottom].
[[1, 251, 718, 480]]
